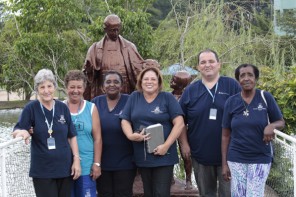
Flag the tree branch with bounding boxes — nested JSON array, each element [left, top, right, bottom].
[[104, 0, 111, 14], [13, 15, 21, 37]]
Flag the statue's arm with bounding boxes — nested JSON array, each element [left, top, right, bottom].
[[83, 43, 101, 82], [83, 43, 97, 71], [127, 42, 144, 74]]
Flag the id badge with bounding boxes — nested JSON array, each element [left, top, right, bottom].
[[209, 108, 217, 120], [47, 137, 56, 150]]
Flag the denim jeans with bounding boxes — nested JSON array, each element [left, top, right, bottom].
[[72, 175, 96, 197]]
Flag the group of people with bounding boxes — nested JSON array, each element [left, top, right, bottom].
[[12, 13, 285, 197]]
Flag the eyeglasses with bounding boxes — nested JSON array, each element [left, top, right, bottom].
[[108, 28, 120, 33]]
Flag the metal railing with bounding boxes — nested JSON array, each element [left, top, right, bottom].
[[0, 137, 35, 197], [265, 130, 296, 197]]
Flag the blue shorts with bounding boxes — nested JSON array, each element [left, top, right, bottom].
[[72, 175, 97, 197]]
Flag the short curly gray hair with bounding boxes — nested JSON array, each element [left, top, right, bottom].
[[34, 69, 57, 91]]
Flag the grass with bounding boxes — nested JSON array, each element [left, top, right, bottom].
[[0, 100, 29, 110]]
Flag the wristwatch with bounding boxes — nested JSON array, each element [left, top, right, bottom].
[[94, 162, 101, 167]]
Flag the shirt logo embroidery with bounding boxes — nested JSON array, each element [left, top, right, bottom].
[[58, 115, 66, 124], [253, 103, 267, 111], [218, 91, 229, 95], [115, 110, 122, 116], [151, 107, 163, 114], [74, 121, 84, 132]]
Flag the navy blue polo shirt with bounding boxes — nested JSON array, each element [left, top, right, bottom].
[[120, 91, 184, 167], [14, 100, 76, 178], [222, 89, 283, 163], [179, 76, 241, 165], [92, 94, 136, 171]]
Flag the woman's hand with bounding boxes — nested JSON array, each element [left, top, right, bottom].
[[130, 130, 151, 142], [153, 144, 169, 156], [12, 130, 31, 145], [263, 124, 275, 144], [222, 164, 231, 181], [71, 157, 81, 180], [91, 164, 101, 180]]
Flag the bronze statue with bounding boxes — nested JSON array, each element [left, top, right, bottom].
[[143, 59, 161, 70], [170, 70, 192, 100], [170, 70, 193, 190], [82, 14, 144, 100]]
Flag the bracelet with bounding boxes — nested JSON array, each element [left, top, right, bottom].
[[94, 162, 101, 167], [73, 154, 81, 160]]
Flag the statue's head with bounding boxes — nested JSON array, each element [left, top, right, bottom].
[[104, 14, 122, 41], [170, 70, 192, 91]]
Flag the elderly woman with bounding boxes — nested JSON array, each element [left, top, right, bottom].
[[91, 70, 136, 196], [222, 64, 285, 197], [12, 69, 81, 197], [120, 67, 185, 197], [64, 70, 102, 197]]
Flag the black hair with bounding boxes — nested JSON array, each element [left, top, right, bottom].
[[103, 70, 124, 84], [235, 64, 259, 81]]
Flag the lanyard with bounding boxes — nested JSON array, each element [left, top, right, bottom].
[[40, 101, 55, 136], [204, 82, 218, 103]]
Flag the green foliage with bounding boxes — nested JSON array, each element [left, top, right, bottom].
[[153, 1, 294, 72], [86, 4, 155, 59], [8, 0, 84, 33], [276, 9, 296, 36], [258, 65, 296, 135], [0, 21, 85, 97], [119, 10, 154, 58], [0, 2, 4, 30], [147, 0, 172, 29], [0, 19, 20, 93], [275, 67, 296, 134], [104, 0, 155, 11], [154, 1, 266, 68], [13, 31, 84, 83], [0, 0, 87, 99]]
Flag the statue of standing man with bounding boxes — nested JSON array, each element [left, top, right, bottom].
[[82, 14, 144, 100]]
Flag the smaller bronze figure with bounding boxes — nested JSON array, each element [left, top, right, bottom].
[[170, 70, 192, 100], [170, 70, 193, 190], [143, 59, 161, 70]]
